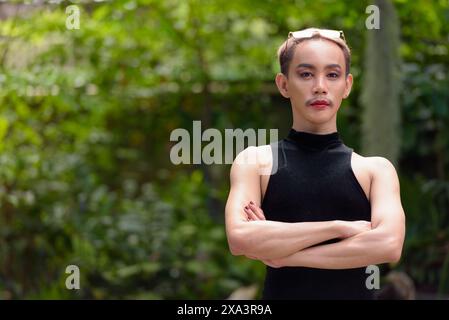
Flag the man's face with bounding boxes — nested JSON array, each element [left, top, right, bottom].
[[278, 38, 353, 125]]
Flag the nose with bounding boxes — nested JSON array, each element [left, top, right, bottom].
[[312, 76, 328, 95]]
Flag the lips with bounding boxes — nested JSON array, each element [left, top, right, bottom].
[[310, 99, 330, 109], [311, 100, 330, 106]]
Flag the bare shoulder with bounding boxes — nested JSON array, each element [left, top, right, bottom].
[[232, 145, 272, 172], [228, 146, 269, 206], [353, 153, 398, 181], [368, 156, 398, 176]]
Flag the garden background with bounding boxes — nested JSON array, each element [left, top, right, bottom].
[[0, 0, 448, 299]]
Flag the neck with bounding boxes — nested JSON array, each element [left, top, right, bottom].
[[291, 106, 338, 134], [286, 128, 342, 151]]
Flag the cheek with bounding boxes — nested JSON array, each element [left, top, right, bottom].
[[289, 86, 308, 101], [288, 79, 310, 95], [329, 81, 347, 96]]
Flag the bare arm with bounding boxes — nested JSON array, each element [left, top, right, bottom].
[[225, 146, 370, 260], [264, 157, 406, 269]]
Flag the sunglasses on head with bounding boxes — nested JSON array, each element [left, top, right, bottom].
[[282, 29, 347, 55], [288, 28, 346, 42]]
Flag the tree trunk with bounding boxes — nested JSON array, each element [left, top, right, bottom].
[[360, 0, 402, 167]]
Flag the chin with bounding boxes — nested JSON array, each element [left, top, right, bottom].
[[294, 105, 337, 122], [305, 113, 335, 124]]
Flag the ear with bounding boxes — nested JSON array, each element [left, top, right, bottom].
[[275, 73, 290, 98], [343, 73, 353, 99]]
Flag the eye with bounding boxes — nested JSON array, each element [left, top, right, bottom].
[[299, 72, 313, 78], [328, 72, 340, 78]]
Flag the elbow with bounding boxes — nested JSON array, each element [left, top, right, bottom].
[[228, 239, 244, 256], [387, 248, 402, 264], [227, 227, 248, 256], [384, 236, 404, 263], [230, 246, 244, 256]]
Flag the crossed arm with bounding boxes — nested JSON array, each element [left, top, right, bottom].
[[225, 147, 406, 269]]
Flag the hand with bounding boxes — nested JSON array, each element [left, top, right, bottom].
[[340, 220, 372, 238], [243, 201, 266, 221]]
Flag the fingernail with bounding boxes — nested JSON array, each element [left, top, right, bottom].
[[244, 206, 248, 210], [250, 201, 254, 204]]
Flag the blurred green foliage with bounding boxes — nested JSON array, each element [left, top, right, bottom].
[[0, 0, 448, 298]]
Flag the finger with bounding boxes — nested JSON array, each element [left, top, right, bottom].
[[244, 206, 258, 221], [248, 205, 263, 221], [251, 201, 266, 220], [243, 206, 251, 220], [249, 202, 266, 220], [245, 204, 262, 221]]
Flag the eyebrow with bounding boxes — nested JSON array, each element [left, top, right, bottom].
[[296, 63, 342, 70]]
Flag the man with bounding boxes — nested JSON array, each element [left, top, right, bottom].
[[224, 28, 406, 299]]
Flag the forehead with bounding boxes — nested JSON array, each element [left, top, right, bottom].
[[291, 38, 345, 68]]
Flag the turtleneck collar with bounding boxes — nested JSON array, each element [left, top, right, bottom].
[[286, 128, 342, 151]]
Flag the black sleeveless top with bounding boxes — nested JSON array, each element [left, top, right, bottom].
[[261, 128, 373, 300]]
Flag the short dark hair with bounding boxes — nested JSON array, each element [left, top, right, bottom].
[[277, 33, 351, 77]]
